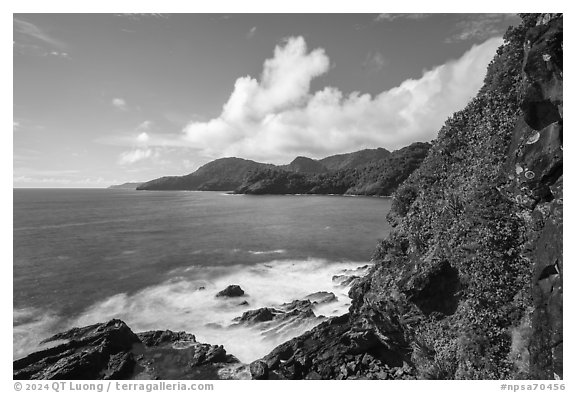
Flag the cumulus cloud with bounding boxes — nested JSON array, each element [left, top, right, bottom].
[[117, 121, 160, 164], [136, 132, 150, 144], [181, 36, 502, 163], [118, 148, 155, 165], [112, 98, 128, 111]]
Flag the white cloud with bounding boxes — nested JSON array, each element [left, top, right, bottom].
[[136, 120, 152, 131], [112, 98, 128, 111], [180, 36, 502, 163], [13, 17, 66, 49], [118, 148, 155, 165], [118, 121, 160, 164], [136, 132, 150, 144]]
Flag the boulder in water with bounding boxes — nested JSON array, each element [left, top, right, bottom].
[[216, 285, 245, 297], [234, 308, 277, 324], [304, 291, 338, 304]]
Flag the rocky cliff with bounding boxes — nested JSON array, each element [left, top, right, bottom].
[[253, 13, 562, 380], [13, 320, 246, 380]]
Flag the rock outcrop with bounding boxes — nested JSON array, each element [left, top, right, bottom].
[[13, 320, 241, 380], [232, 298, 323, 329], [216, 285, 245, 298]]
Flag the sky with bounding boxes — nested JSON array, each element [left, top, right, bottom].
[[13, 13, 521, 188]]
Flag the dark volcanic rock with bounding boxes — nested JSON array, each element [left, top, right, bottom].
[[137, 330, 196, 347], [400, 260, 461, 316], [233, 300, 320, 328], [332, 274, 360, 287], [13, 319, 140, 380], [304, 291, 338, 304], [515, 14, 563, 379], [279, 299, 313, 312], [259, 314, 412, 380], [216, 285, 245, 297], [234, 308, 278, 324], [332, 265, 371, 287], [249, 360, 269, 380], [13, 320, 241, 380]]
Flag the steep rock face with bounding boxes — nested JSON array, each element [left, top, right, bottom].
[[13, 320, 242, 380], [258, 14, 562, 380], [506, 13, 563, 379], [260, 314, 413, 380]]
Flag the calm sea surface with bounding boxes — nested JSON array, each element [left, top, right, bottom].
[[13, 189, 392, 361]]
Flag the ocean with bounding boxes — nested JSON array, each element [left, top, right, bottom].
[[13, 189, 392, 362]]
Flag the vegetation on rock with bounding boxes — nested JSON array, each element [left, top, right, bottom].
[[234, 142, 430, 196], [259, 13, 563, 380], [137, 145, 425, 196]]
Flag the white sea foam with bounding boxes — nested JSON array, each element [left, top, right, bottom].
[[13, 307, 66, 359], [247, 249, 287, 255], [66, 258, 369, 363]]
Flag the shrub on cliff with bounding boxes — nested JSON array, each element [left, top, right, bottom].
[[367, 14, 562, 379]]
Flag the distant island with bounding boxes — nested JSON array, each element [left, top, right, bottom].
[[107, 182, 143, 190], [136, 142, 430, 197]]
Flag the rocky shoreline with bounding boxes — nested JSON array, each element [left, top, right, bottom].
[[14, 267, 367, 380], [12, 288, 348, 380], [13, 319, 244, 380]]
